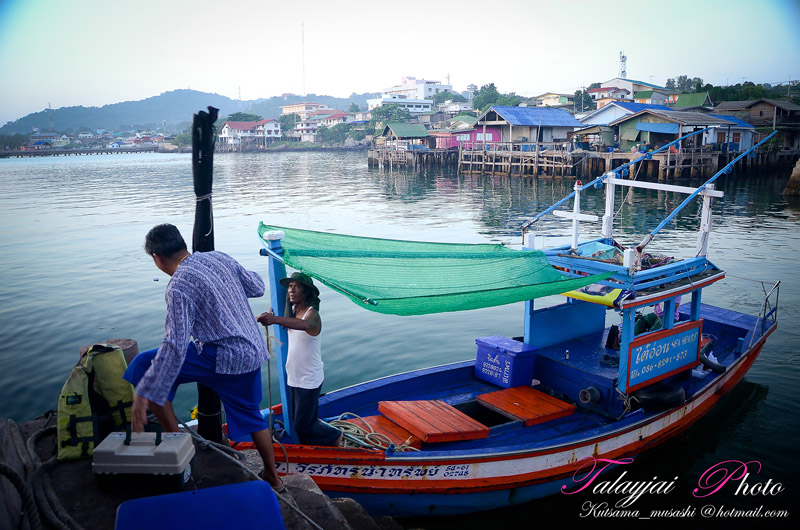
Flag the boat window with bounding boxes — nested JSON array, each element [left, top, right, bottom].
[[451, 400, 517, 428]]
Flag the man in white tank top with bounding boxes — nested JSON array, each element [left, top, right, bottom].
[[258, 272, 343, 446]]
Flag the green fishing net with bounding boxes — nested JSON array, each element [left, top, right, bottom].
[[258, 223, 611, 316]]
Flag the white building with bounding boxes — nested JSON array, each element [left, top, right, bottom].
[[535, 93, 575, 107], [278, 102, 331, 120], [367, 76, 451, 114], [366, 95, 433, 113], [438, 100, 474, 114], [382, 76, 452, 100], [218, 119, 281, 147], [586, 86, 631, 101], [600, 77, 666, 96], [579, 101, 673, 126], [318, 112, 353, 128]]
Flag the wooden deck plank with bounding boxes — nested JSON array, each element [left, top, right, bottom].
[[477, 386, 576, 427], [398, 401, 466, 434], [378, 400, 490, 443], [340, 415, 423, 450]]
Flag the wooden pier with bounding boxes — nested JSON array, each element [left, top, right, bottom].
[[0, 146, 161, 159], [369, 142, 799, 180], [459, 143, 576, 178], [367, 148, 459, 170]]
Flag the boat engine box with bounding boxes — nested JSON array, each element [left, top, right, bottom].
[[475, 335, 537, 388], [92, 430, 195, 492]]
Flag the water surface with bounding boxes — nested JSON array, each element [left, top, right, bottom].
[[1, 152, 797, 526]]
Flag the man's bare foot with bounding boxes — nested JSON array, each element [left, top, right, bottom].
[[259, 470, 286, 493]]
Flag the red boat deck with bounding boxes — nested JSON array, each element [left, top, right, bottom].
[[341, 415, 423, 449], [477, 386, 575, 427], [378, 400, 490, 443]]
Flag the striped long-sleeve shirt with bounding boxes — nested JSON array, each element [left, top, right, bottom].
[[135, 251, 270, 405]]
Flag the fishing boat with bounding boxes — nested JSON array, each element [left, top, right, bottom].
[[236, 131, 780, 517]]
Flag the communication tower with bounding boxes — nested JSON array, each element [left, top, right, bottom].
[[619, 51, 627, 79]]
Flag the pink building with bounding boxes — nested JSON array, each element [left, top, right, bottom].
[[430, 127, 502, 149]]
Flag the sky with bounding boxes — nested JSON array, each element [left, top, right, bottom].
[[0, 0, 799, 127]]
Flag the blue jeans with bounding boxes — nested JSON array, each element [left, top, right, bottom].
[[124, 343, 268, 442], [289, 384, 341, 446]]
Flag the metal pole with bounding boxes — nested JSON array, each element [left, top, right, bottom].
[[261, 232, 294, 440], [637, 130, 778, 251]]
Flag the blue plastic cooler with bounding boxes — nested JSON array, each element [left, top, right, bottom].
[[474, 335, 537, 388]]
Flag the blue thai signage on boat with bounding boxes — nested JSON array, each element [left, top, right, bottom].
[[624, 320, 702, 392]]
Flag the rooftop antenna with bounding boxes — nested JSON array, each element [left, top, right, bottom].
[[619, 51, 627, 79]]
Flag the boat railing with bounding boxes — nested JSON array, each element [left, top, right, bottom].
[[520, 128, 712, 233], [547, 252, 714, 288], [754, 280, 780, 346], [635, 130, 779, 252]]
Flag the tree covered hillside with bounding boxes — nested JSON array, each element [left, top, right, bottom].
[[0, 90, 240, 135], [0, 90, 379, 136]]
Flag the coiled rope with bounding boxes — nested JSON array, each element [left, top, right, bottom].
[[7, 414, 82, 530], [329, 413, 419, 452], [615, 389, 641, 421]]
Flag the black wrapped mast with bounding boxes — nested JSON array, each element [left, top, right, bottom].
[[191, 106, 223, 443]]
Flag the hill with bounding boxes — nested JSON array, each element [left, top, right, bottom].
[[0, 90, 379, 136]]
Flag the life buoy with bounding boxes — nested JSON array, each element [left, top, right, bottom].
[[632, 384, 686, 412]]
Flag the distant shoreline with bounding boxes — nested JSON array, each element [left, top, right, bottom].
[[1, 145, 370, 158]]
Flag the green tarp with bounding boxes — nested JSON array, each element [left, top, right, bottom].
[[258, 224, 611, 316]]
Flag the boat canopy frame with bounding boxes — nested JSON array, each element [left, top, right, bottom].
[[520, 130, 778, 393]]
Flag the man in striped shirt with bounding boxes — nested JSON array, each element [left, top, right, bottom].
[[126, 224, 284, 491]]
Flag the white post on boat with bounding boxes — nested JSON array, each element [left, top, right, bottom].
[[264, 230, 295, 440], [552, 180, 598, 252], [696, 183, 715, 257], [602, 171, 616, 240], [571, 180, 582, 250]]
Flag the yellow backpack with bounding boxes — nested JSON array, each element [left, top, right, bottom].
[[57, 343, 134, 460]]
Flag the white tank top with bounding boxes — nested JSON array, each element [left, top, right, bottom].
[[285, 308, 324, 389]]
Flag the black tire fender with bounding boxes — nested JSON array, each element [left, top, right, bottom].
[[633, 384, 686, 412]]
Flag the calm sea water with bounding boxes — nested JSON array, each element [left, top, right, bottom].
[[1, 152, 798, 526]]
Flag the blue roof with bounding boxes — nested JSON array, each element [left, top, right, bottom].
[[636, 122, 680, 134], [487, 106, 583, 127], [707, 114, 754, 128], [613, 101, 672, 113]]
